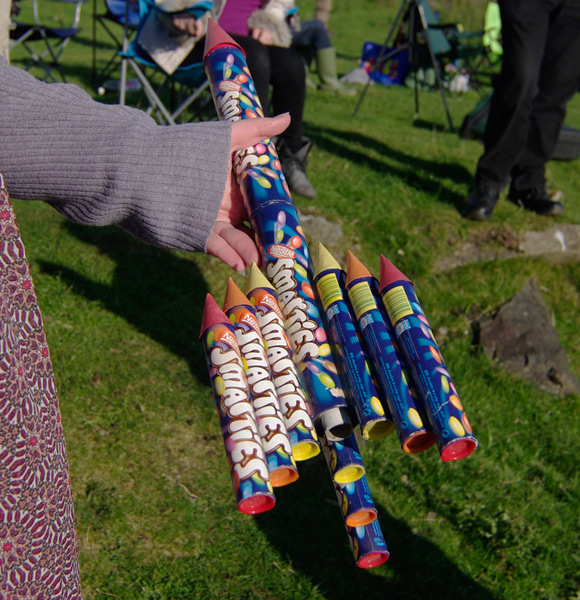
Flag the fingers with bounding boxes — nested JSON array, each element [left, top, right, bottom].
[[230, 113, 291, 153], [206, 222, 260, 273], [172, 15, 198, 36]]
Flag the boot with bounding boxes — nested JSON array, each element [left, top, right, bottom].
[[315, 47, 356, 96], [278, 137, 317, 199], [464, 184, 500, 221]]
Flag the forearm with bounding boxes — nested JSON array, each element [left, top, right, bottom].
[[0, 57, 232, 253]]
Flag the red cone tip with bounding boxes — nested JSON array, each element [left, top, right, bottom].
[[379, 255, 412, 292], [203, 19, 244, 58], [223, 277, 252, 313], [199, 293, 228, 337], [345, 251, 372, 287]]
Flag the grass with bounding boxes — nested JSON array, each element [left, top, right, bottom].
[[7, 0, 580, 598]]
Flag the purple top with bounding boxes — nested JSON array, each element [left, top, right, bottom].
[[219, 0, 262, 36]]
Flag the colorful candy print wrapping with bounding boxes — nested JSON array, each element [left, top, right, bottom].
[[245, 264, 320, 461], [319, 430, 365, 485], [203, 21, 351, 441], [223, 279, 299, 487], [379, 256, 478, 461], [334, 472, 378, 528], [345, 253, 435, 454], [347, 518, 390, 569], [314, 243, 393, 440], [199, 293, 275, 514]]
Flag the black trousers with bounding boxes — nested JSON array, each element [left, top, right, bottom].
[[187, 34, 306, 152], [476, 0, 580, 192]]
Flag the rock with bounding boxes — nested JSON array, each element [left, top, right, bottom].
[[298, 212, 346, 262], [435, 224, 580, 272], [474, 280, 580, 395]]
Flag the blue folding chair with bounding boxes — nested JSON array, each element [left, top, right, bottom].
[[118, 0, 213, 124], [10, 0, 86, 82]]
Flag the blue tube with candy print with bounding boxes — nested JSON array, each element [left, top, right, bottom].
[[223, 278, 299, 487], [199, 293, 275, 514], [334, 473, 378, 528], [203, 20, 351, 441], [245, 263, 320, 461], [378, 255, 478, 461], [345, 252, 435, 454], [314, 243, 393, 440], [347, 518, 390, 569], [319, 430, 365, 485]]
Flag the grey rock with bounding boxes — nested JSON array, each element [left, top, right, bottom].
[[474, 280, 580, 395]]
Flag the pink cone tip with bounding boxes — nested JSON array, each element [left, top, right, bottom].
[[203, 19, 244, 58], [199, 293, 227, 337], [379, 255, 412, 292]]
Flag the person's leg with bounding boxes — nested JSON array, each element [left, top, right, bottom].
[[510, 0, 580, 195], [230, 34, 272, 114], [267, 45, 316, 198], [268, 45, 305, 151], [477, 0, 550, 188], [466, 0, 551, 219], [292, 19, 332, 50], [292, 19, 354, 95]]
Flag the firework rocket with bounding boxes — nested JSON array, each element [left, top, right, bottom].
[[199, 293, 275, 514], [203, 20, 351, 440], [378, 256, 478, 461], [314, 243, 393, 440], [223, 278, 298, 486]]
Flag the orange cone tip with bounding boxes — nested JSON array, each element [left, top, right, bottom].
[[345, 251, 373, 287], [223, 277, 252, 313]]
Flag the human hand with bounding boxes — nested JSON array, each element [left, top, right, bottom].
[[206, 112, 291, 272], [171, 13, 204, 37], [251, 27, 275, 45]]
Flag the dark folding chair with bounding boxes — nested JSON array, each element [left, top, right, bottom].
[[10, 0, 86, 82], [92, 0, 140, 86]]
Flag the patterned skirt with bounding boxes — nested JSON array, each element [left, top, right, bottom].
[[0, 172, 82, 598]]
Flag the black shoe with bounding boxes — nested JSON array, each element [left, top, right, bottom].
[[507, 188, 564, 216], [277, 137, 317, 199], [464, 185, 500, 221]]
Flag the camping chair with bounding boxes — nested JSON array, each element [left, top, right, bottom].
[[9, 0, 86, 82], [117, 0, 212, 125], [433, 0, 503, 92], [92, 0, 140, 86]]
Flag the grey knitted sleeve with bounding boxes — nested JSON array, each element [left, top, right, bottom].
[[0, 57, 232, 253]]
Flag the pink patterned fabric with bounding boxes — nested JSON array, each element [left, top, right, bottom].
[[0, 172, 82, 598]]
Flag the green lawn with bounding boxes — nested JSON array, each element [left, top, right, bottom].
[[8, 0, 580, 598]]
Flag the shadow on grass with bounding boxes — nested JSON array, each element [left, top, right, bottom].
[[254, 458, 495, 600], [305, 122, 473, 212], [38, 222, 211, 384]]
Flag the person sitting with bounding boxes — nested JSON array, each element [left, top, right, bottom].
[[290, 14, 355, 96], [142, 0, 318, 199]]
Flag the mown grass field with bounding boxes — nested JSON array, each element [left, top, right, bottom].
[[8, 0, 580, 598]]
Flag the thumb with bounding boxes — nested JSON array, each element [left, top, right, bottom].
[[230, 113, 291, 153]]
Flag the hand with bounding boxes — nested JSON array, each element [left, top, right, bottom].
[[206, 113, 291, 272], [251, 27, 275, 45], [171, 13, 204, 37]]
